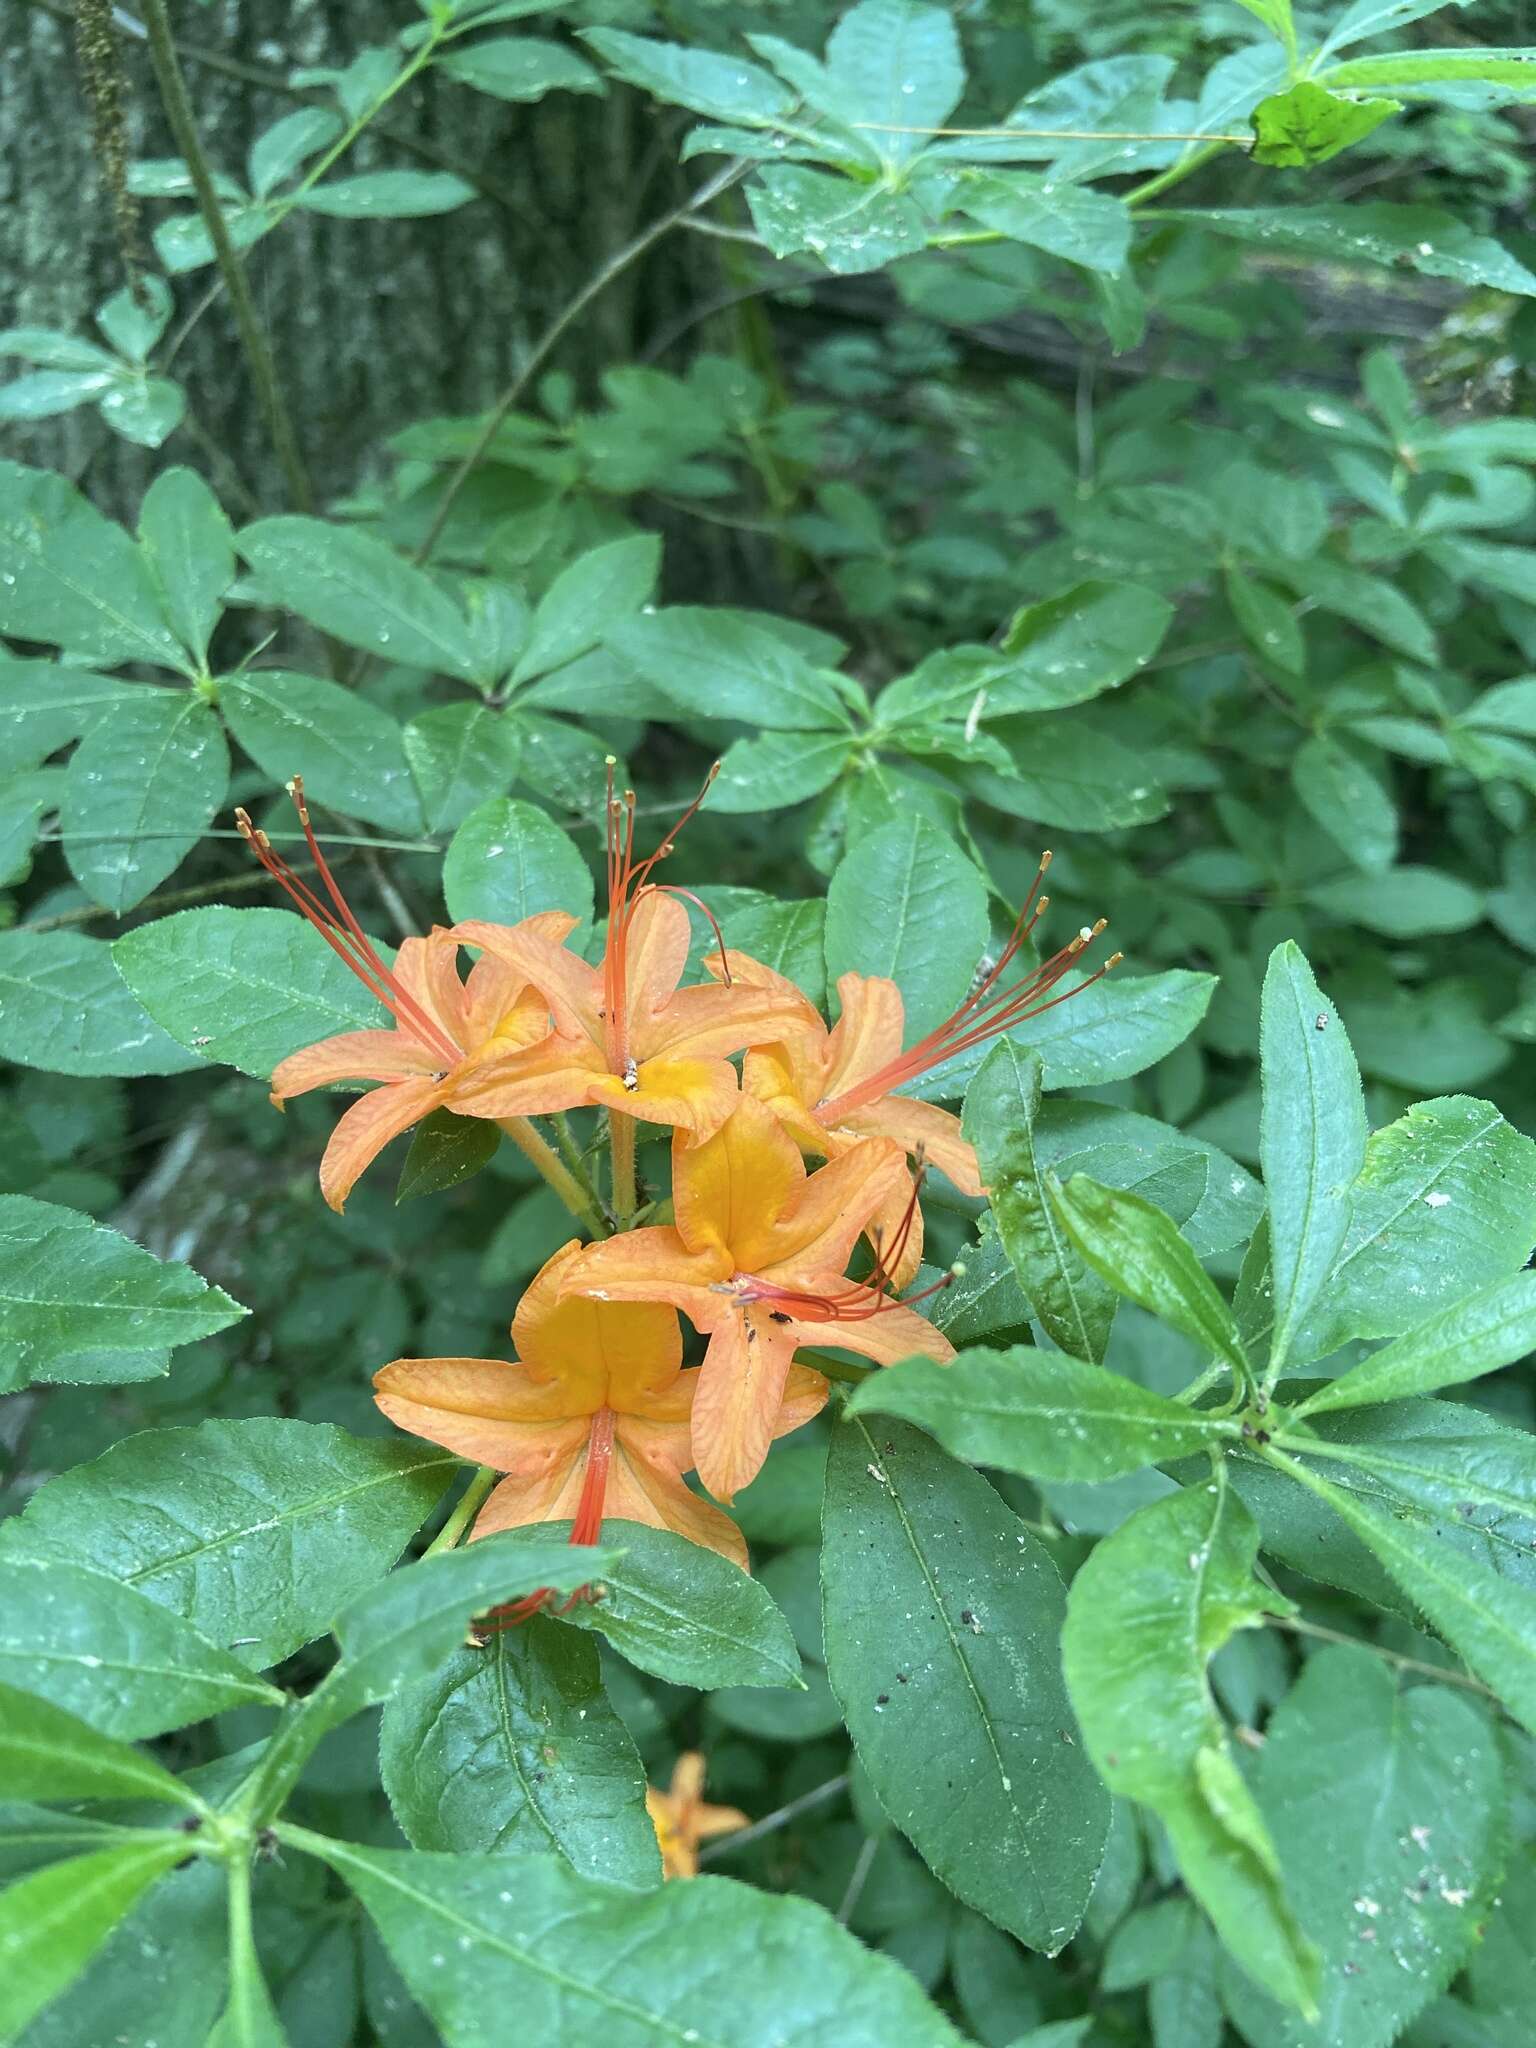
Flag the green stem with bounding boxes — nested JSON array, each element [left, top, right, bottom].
[[1123, 139, 1229, 210], [1172, 1360, 1228, 1406], [609, 1110, 637, 1228], [137, 0, 313, 511], [423, 1465, 496, 1556], [496, 1117, 606, 1236]]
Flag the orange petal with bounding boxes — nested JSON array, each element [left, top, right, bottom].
[[269, 1030, 442, 1100], [779, 1290, 956, 1370], [672, 1096, 807, 1269], [448, 1033, 607, 1119], [607, 1422, 748, 1569], [839, 1095, 984, 1198], [469, 1436, 591, 1537], [374, 1357, 588, 1461], [392, 930, 469, 1052], [587, 1056, 740, 1140], [774, 1361, 830, 1437], [513, 1241, 684, 1411], [757, 1133, 909, 1281], [622, 892, 692, 1027], [690, 1304, 801, 1503], [317, 1077, 444, 1211], [452, 919, 601, 1045], [558, 1227, 731, 1334], [742, 1046, 831, 1148], [640, 980, 825, 1064], [822, 974, 905, 1100]]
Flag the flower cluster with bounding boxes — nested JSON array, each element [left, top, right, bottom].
[[241, 770, 1115, 1611]]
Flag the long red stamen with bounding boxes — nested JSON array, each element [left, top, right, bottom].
[[602, 760, 721, 1075], [473, 1408, 615, 1638], [236, 778, 461, 1067], [818, 853, 1122, 1119]]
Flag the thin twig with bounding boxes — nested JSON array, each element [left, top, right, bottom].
[[851, 120, 1253, 142], [836, 1834, 880, 1925], [136, 0, 313, 510], [696, 1772, 850, 1865], [1270, 1614, 1505, 1707], [412, 156, 752, 567]]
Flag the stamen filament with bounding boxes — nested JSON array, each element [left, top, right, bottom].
[[729, 1158, 957, 1325], [601, 758, 721, 1075]]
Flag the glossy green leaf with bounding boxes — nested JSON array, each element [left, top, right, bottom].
[[0, 1680, 196, 1808], [1232, 1647, 1502, 2048], [1259, 942, 1367, 1375], [1291, 733, 1396, 874], [959, 714, 1170, 834], [0, 928, 199, 1077], [137, 466, 234, 664], [238, 516, 478, 676], [824, 815, 988, 1040], [61, 687, 228, 912], [1172, 203, 1536, 297], [957, 172, 1132, 274], [1226, 566, 1305, 674], [442, 796, 594, 928], [963, 1042, 1115, 1361], [825, 0, 963, 166], [1051, 1174, 1248, 1377], [608, 609, 851, 731], [0, 459, 190, 673], [710, 729, 854, 813], [1033, 1100, 1262, 1260], [1298, 1270, 1536, 1416], [823, 1415, 1109, 1954], [437, 36, 603, 102], [580, 28, 797, 125], [848, 1345, 1241, 1479], [0, 1554, 281, 1739], [749, 166, 928, 275], [298, 169, 477, 217], [1307, 865, 1484, 936], [113, 905, 388, 1077], [304, 1835, 968, 2045], [510, 535, 659, 685], [222, 669, 424, 834], [0, 657, 127, 773], [6, 1417, 454, 1671], [403, 701, 524, 832], [0, 1194, 245, 1380], [380, 1617, 660, 1885], [0, 1838, 189, 2041], [397, 1107, 501, 1203], [1250, 81, 1399, 165], [1062, 1480, 1316, 2013]]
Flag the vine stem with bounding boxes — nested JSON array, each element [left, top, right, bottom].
[[423, 1466, 497, 1557], [412, 155, 751, 566], [496, 1117, 607, 1236], [137, 0, 313, 511]]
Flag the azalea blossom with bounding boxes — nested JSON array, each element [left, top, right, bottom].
[[373, 1240, 824, 1586], [706, 851, 1118, 1273], [647, 1752, 748, 1880], [239, 781, 566, 1212], [560, 1099, 955, 1503], [449, 768, 822, 1150]]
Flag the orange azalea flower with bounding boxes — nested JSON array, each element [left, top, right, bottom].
[[560, 1099, 956, 1503], [706, 851, 1119, 1272], [238, 781, 565, 1212], [373, 1241, 825, 1593], [449, 767, 821, 1147], [646, 1752, 747, 1879]]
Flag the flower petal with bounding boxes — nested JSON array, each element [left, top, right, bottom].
[[270, 1030, 441, 1101], [672, 1096, 807, 1269], [822, 973, 905, 1100], [449, 1033, 607, 1120], [513, 1240, 684, 1411], [640, 980, 824, 1064], [558, 1227, 731, 1336], [452, 919, 601, 1045], [839, 1095, 984, 1198], [779, 1290, 956, 1371], [608, 1421, 748, 1569], [317, 1077, 444, 1211], [758, 1131, 909, 1281], [690, 1304, 800, 1503], [742, 1046, 830, 1151], [469, 1435, 591, 1537], [392, 930, 470, 1052], [587, 1056, 740, 1140], [374, 1356, 587, 1458], [622, 892, 691, 1026]]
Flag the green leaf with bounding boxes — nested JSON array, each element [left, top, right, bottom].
[[1061, 1480, 1316, 2013], [0, 460, 191, 672], [695, 892, 826, 1007], [824, 815, 988, 1040], [298, 169, 476, 217], [60, 688, 228, 913], [6, 1417, 454, 1671], [207, 1921, 291, 2048], [1225, 567, 1305, 674], [748, 165, 929, 275], [138, 467, 234, 665], [95, 276, 173, 360], [442, 796, 594, 928], [330, 1532, 619, 1716], [960, 715, 1169, 832], [1323, 47, 1535, 104], [847, 1345, 1241, 1480], [0, 1554, 281, 1739], [1298, 1271, 1536, 1417], [404, 701, 524, 832], [825, 0, 964, 164], [0, 367, 113, 420], [1232, 1646, 1501, 2048], [0, 1680, 196, 1808], [397, 1107, 501, 1203], [1259, 943, 1367, 1375], [1233, 0, 1295, 44], [1250, 81, 1399, 165], [0, 1839, 189, 2041], [710, 729, 854, 813], [1306, 865, 1484, 936], [222, 669, 424, 834], [511, 535, 659, 686], [380, 1616, 659, 1885], [113, 905, 388, 1077], [304, 1836, 968, 2045], [1277, 1451, 1536, 1735], [0, 1194, 245, 1382], [1318, 0, 1473, 57], [607, 608, 852, 730], [0, 656, 127, 772], [1288, 1095, 1536, 1360], [1462, 677, 1536, 737], [1033, 1101, 1262, 1260], [246, 105, 342, 196], [1171, 203, 1536, 297], [1051, 1175, 1249, 1377], [579, 28, 797, 126], [963, 1043, 1115, 1362], [957, 171, 1131, 274], [0, 927, 200, 1077], [237, 517, 478, 677], [99, 376, 185, 449], [823, 1415, 1109, 1954], [437, 36, 603, 102], [1291, 734, 1396, 874]]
